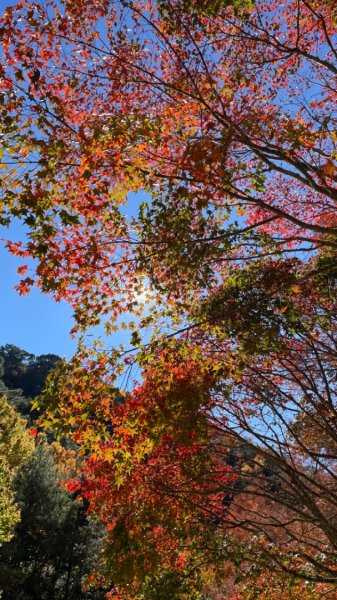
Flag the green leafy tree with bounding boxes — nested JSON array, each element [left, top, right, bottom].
[[0, 462, 20, 548], [0, 442, 108, 600], [0, 394, 34, 546]]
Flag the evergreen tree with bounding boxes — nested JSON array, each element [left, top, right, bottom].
[[0, 442, 107, 599]]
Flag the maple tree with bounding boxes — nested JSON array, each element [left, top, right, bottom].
[[42, 260, 337, 595], [1, 0, 337, 597], [0, 0, 336, 326]]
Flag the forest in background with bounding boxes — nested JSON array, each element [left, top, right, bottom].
[[1, 0, 337, 598], [0, 344, 109, 599]]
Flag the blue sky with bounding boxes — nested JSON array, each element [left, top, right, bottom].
[[0, 221, 78, 359], [0, 0, 16, 13]]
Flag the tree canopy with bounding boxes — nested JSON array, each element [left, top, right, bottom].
[[1, 0, 337, 597]]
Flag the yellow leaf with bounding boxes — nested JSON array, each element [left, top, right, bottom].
[[104, 447, 114, 463], [290, 285, 301, 294], [115, 474, 124, 488], [321, 161, 335, 177]]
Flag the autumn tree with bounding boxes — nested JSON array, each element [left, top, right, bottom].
[[1, 0, 337, 597], [0, 0, 335, 325], [43, 260, 337, 594]]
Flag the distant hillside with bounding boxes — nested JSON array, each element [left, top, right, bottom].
[[0, 344, 61, 398]]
